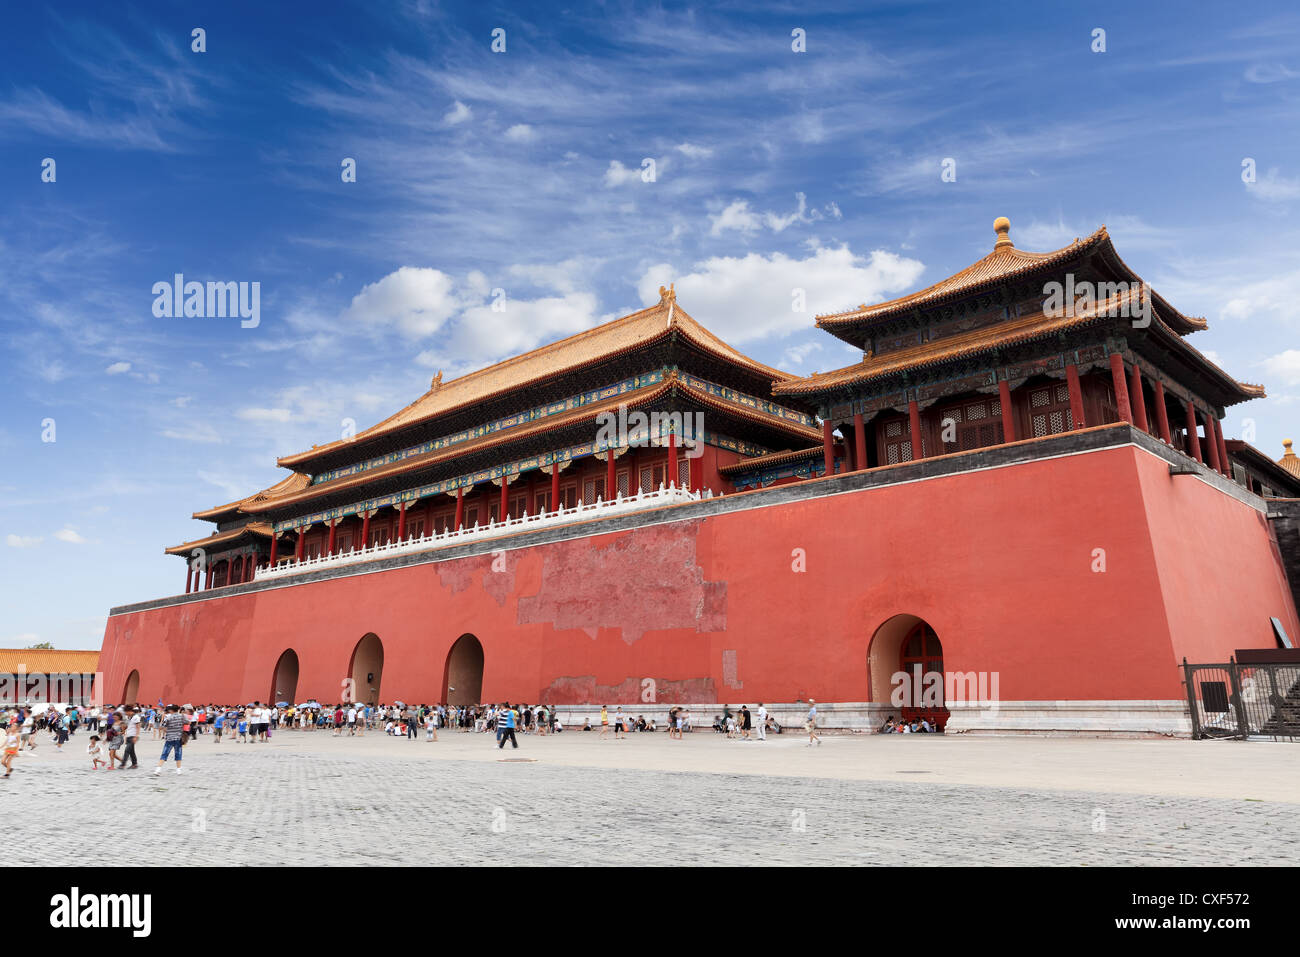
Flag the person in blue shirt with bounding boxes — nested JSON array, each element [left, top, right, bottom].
[[496, 702, 518, 749]]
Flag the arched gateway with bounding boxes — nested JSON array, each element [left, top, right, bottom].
[[348, 633, 384, 705], [443, 634, 484, 707], [121, 669, 140, 705], [270, 649, 300, 705], [867, 614, 949, 729]]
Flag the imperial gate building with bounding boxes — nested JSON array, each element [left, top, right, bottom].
[[99, 219, 1300, 734]]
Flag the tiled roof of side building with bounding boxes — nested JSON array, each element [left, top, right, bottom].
[[165, 522, 274, 556], [277, 289, 797, 469], [717, 446, 825, 475], [192, 473, 312, 521], [0, 648, 100, 675], [1280, 439, 1300, 478], [776, 285, 1264, 405], [815, 218, 1206, 338]]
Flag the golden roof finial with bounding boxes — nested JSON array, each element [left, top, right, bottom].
[[993, 216, 1013, 249], [430, 370, 443, 390], [658, 283, 676, 304], [1281, 439, 1300, 477]]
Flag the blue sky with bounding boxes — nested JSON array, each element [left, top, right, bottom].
[[2, 0, 1298, 649]]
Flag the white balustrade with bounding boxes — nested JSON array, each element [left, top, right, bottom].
[[254, 484, 712, 582]]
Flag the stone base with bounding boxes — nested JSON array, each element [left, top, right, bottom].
[[547, 700, 1192, 737]]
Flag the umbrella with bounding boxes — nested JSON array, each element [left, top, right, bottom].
[[393, 700, 406, 707], [275, 701, 289, 707]]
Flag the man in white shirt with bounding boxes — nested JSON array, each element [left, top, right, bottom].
[[756, 703, 767, 741]]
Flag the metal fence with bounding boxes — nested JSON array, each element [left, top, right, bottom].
[[1182, 658, 1300, 740]]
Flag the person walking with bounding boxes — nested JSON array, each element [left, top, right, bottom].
[[755, 703, 767, 742], [496, 702, 518, 749], [122, 706, 141, 768], [2, 719, 19, 777], [154, 705, 186, 775], [599, 705, 609, 740], [805, 699, 822, 747]]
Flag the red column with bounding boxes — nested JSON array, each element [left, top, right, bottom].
[[1109, 354, 1132, 424], [689, 453, 702, 492], [327, 521, 338, 556], [204, 565, 213, 589], [268, 534, 278, 567], [398, 501, 408, 540], [455, 488, 465, 529], [822, 420, 834, 475], [629, 451, 639, 494], [606, 450, 616, 499], [1128, 363, 1149, 432], [499, 475, 509, 519], [1215, 417, 1231, 477], [1184, 402, 1202, 462], [1152, 380, 1172, 443], [667, 432, 677, 487], [853, 413, 867, 470], [360, 511, 372, 548], [1065, 363, 1086, 429], [998, 381, 1016, 442], [1203, 412, 1222, 473], [551, 462, 560, 506], [294, 527, 305, 561], [246, 554, 256, 582], [184, 565, 192, 594], [908, 401, 923, 461]]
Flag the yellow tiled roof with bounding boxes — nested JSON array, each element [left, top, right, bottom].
[[816, 219, 1207, 337], [0, 649, 100, 674], [278, 290, 792, 468], [192, 473, 312, 520], [1281, 439, 1300, 478], [165, 522, 274, 556]]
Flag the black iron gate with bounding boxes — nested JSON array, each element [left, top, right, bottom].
[[1182, 658, 1300, 740]]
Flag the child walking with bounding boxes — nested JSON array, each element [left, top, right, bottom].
[[87, 735, 107, 770]]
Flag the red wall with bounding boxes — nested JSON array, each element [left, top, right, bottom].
[[100, 444, 1299, 707]]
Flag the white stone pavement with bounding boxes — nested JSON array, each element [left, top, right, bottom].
[[6, 728, 1297, 866]]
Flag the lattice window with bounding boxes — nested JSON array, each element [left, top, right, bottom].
[[880, 415, 913, 465], [560, 484, 577, 509], [510, 494, 528, 519], [677, 457, 690, 487], [617, 470, 630, 497], [583, 477, 606, 503], [464, 506, 479, 528], [534, 491, 551, 514], [639, 466, 653, 492], [1029, 385, 1073, 438], [488, 503, 500, 524], [938, 400, 1004, 452], [407, 519, 424, 540]]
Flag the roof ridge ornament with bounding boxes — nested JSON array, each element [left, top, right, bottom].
[[660, 282, 676, 327], [993, 216, 1013, 250], [430, 370, 443, 391]]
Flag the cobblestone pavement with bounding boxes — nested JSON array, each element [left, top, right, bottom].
[[7, 730, 1297, 866]]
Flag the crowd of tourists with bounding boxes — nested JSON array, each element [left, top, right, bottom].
[[2, 696, 841, 777]]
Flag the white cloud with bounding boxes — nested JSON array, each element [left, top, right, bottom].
[[637, 243, 925, 343], [1262, 350, 1300, 385], [5, 534, 42, 548], [105, 361, 131, 375], [709, 200, 762, 236], [36, 359, 68, 383], [443, 100, 472, 125], [504, 123, 534, 141], [709, 193, 841, 237], [171, 395, 193, 408], [675, 142, 713, 159], [782, 341, 824, 366], [160, 423, 223, 444], [197, 469, 255, 500], [343, 267, 462, 339], [54, 527, 88, 544], [1248, 168, 1300, 203], [603, 160, 644, 187], [416, 291, 600, 370], [236, 407, 293, 423]]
